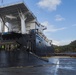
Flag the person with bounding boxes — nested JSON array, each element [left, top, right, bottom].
[[2, 45, 5, 50], [10, 44, 14, 51]]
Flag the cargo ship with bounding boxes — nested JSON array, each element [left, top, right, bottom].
[[0, 1, 54, 67]]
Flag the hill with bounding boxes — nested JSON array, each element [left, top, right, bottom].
[[54, 40, 76, 53]]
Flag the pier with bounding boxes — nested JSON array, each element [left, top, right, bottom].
[[52, 53, 76, 57]]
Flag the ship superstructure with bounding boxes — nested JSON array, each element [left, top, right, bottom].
[[0, 2, 54, 56]]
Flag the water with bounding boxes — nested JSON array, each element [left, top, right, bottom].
[[0, 51, 76, 75]]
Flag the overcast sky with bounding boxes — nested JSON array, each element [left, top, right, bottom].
[[0, 0, 76, 46]]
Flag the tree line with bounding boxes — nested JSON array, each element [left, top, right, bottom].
[[53, 40, 76, 53]]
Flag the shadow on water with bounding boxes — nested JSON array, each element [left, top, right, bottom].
[[0, 50, 48, 68]]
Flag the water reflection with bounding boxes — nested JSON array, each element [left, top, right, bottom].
[[54, 59, 59, 75]]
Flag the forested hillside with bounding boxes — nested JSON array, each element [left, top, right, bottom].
[[54, 40, 76, 53]]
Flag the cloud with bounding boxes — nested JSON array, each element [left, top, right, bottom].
[[37, 0, 61, 11], [48, 39, 73, 46], [41, 21, 66, 32], [52, 40, 72, 46], [52, 40, 61, 46], [55, 15, 65, 21], [41, 21, 75, 46]]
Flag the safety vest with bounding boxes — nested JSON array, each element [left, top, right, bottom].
[[2, 45, 4, 49]]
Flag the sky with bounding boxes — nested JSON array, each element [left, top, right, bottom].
[[0, 0, 76, 46]]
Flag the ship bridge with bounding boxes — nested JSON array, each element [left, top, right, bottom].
[[0, 2, 38, 34], [0, 2, 47, 34]]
